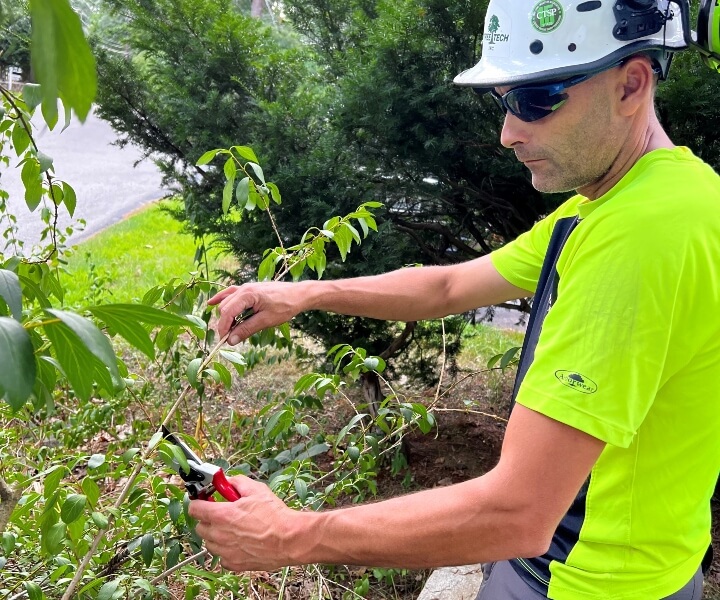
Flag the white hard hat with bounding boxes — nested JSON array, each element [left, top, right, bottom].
[[454, 0, 688, 89]]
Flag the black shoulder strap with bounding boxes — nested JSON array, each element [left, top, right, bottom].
[[509, 216, 579, 412]]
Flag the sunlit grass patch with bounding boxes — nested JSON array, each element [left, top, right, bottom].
[[61, 200, 233, 306]]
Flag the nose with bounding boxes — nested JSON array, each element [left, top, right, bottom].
[[499, 112, 531, 149]]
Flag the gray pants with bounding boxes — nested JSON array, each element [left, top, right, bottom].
[[475, 560, 704, 600]]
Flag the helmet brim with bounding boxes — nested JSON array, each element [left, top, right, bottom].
[[454, 40, 686, 89]]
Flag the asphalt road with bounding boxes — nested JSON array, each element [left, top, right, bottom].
[[1, 108, 168, 249]]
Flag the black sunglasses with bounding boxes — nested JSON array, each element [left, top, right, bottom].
[[479, 72, 592, 123]]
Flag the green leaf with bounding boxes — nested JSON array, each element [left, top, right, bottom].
[[88, 308, 153, 359], [61, 494, 87, 524], [88, 304, 192, 359], [46, 309, 120, 381], [295, 443, 330, 462], [294, 479, 308, 502], [61, 182, 77, 216], [43, 317, 109, 401], [0, 317, 36, 410], [49, 182, 64, 206], [168, 499, 182, 524], [248, 162, 265, 184], [88, 454, 106, 469], [81, 477, 100, 507], [266, 182, 282, 205], [232, 145, 258, 163], [30, 0, 97, 127], [37, 151, 54, 173], [167, 542, 181, 569], [24, 582, 43, 600], [223, 157, 237, 180], [22, 83, 44, 112], [91, 512, 108, 529], [196, 149, 222, 166], [222, 178, 234, 215], [44, 522, 66, 554], [0, 269, 23, 321], [140, 533, 155, 568], [212, 361, 232, 388], [2, 532, 16, 555], [12, 122, 31, 155], [187, 357, 202, 385], [235, 177, 250, 207], [500, 346, 521, 369], [44, 466, 65, 499], [257, 252, 277, 282], [486, 353, 502, 369], [18, 274, 51, 308], [169, 443, 191, 476], [147, 430, 163, 451], [21, 158, 43, 211], [363, 357, 379, 371], [97, 580, 120, 600], [219, 350, 246, 366]]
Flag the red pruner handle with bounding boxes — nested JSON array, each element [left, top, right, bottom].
[[212, 469, 241, 502]]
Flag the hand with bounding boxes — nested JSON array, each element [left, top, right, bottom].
[[208, 282, 304, 345], [188, 476, 302, 572]]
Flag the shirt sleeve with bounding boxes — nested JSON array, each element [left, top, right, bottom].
[[491, 196, 583, 293], [514, 207, 684, 448]]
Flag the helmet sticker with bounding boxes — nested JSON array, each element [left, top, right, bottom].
[[483, 6, 512, 56], [531, 0, 564, 34]]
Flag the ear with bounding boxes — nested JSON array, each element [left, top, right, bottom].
[[616, 57, 656, 117]]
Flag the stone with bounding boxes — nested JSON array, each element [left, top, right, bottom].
[[417, 564, 484, 600]]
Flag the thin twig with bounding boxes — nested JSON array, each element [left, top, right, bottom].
[[148, 549, 209, 586], [60, 331, 233, 600]]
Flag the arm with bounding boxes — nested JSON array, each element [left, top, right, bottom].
[[210, 255, 530, 344], [188, 405, 605, 571]]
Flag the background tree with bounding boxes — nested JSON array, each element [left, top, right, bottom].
[[0, 0, 31, 81], [91, 0, 547, 387], [91, 0, 720, 390]]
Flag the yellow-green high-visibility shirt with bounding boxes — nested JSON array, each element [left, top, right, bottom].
[[491, 147, 720, 599]]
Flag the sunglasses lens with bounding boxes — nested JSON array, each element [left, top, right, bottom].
[[506, 88, 568, 122]]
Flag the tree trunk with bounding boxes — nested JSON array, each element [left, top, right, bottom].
[[361, 371, 384, 419], [250, 0, 264, 18], [0, 478, 22, 536]]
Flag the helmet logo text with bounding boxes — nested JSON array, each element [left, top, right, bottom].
[[484, 14, 510, 44], [532, 0, 564, 33]]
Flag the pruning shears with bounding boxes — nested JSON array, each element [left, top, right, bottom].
[[161, 426, 241, 502]]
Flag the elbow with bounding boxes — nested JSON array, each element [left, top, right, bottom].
[[509, 511, 556, 558]]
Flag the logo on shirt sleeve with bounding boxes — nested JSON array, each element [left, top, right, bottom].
[[555, 370, 598, 394]]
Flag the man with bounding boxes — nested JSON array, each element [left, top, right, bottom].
[[189, 1, 720, 597]]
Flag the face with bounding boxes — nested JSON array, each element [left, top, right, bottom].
[[497, 69, 625, 194]]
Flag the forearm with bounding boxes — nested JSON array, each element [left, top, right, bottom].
[[297, 256, 527, 323], [285, 473, 546, 569]]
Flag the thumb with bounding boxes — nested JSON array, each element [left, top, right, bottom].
[[226, 475, 270, 496]]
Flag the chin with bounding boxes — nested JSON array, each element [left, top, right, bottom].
[[530, 176, 576, 194]]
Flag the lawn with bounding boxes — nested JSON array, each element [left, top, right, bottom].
[[61, 200, 229, 306]]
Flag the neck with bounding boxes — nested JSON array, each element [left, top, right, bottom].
[[577, 109, 674, 201]]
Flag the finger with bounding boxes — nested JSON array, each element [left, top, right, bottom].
[[225, 475, 268, 496], [208, 286, 238, 305], [217, 299, 250, 338], [188, 498, 228, 522]]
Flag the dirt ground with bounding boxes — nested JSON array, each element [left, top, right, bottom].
[[231, 348, 719, 599]]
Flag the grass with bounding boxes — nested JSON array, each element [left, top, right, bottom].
[[60, 200, 230, 306], [460, 322, 524, 366]]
